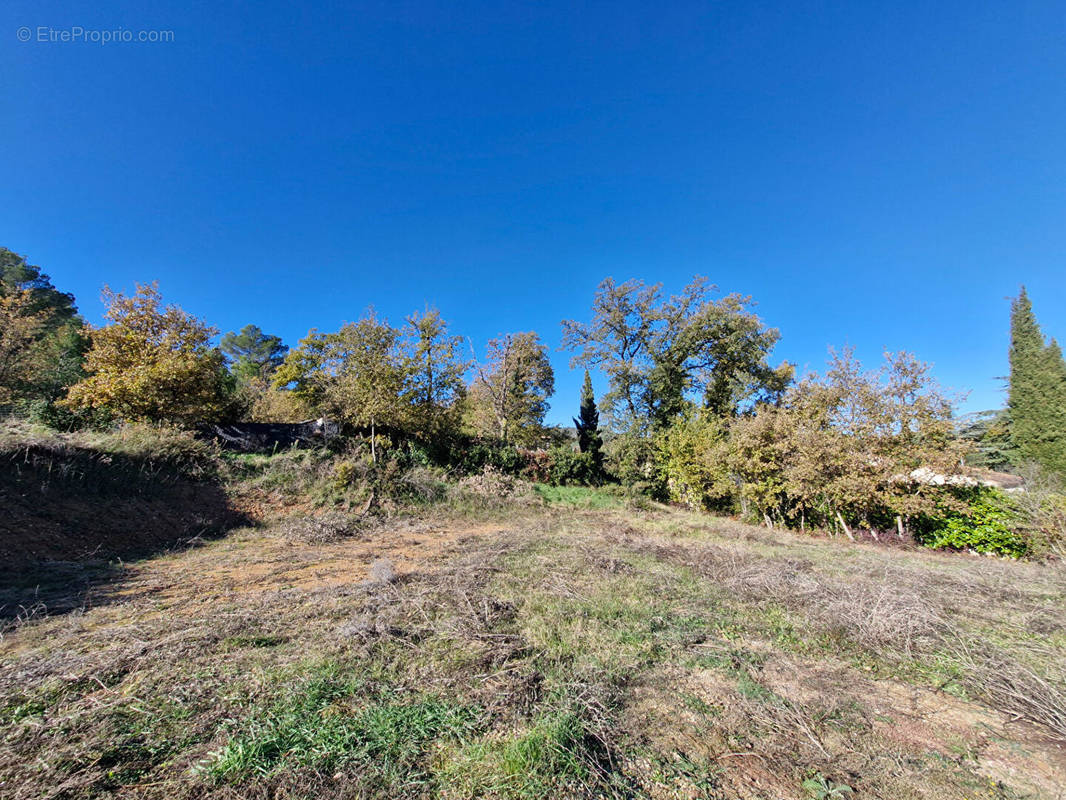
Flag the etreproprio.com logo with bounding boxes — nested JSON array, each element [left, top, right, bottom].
[[16, 26, 175, 43]]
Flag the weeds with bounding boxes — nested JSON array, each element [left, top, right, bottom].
[[205, 667, 478, 786], [2, 501, 1065, 798], [533, 484, 625, 509]]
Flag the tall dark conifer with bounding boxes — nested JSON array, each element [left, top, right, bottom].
[[1008, 287, 1066, 475], [574, 370, 603, 471]]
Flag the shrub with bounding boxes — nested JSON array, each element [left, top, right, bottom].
[[23, 397, 113, 431], [1012, 463, 1066, 556], [655, 409, 731, 510], [919, 488, 1028, 557], [546, 446, 598, 486], [517, 447, 552, 483], [444, 438, 523, 476], [604, 431, 662, 495]]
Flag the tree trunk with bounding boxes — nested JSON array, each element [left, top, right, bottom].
[[865, 517, 879, 541], [371, 420, 376, 464], [836, 511, 854, 541], [896, 515, 905, 539]]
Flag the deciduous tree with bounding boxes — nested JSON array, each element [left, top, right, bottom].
[[467, 332, 554, 446], [0, 290, 52, 407], [274, 310, 408, 457], [0, 248, 86, 413], [727, 348, 966, 534], [62, 283, 229, 424], [562, 276, 791, 431], [403, 308, 469, 439]]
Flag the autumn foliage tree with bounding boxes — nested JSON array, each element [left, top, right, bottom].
[[726, 349, 966, 535], [275, 311, 408, 439], [273, 307, 469, 451], [0, 290, 54, 408], [62, 283, 229, 424], [404, 308, 469, 439]]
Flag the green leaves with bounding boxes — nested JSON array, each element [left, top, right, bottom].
[[273, 307, 471, 440], [922, 488, 1028, 557], [562, 276, 790, 431], [220, 324, 288, 382], [1008, 287, 1066, 476], [467, 332, 554, 446]]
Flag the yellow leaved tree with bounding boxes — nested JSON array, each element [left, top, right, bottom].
[[62, 283, 229, 424]]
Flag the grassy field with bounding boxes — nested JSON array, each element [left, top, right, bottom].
[[2, 487, 1065, 799]]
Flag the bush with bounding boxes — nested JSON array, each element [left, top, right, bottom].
[[517, 448, 552, 483], [444, 438, 523, 476], [655, 409, 731, 511], [919, 488, 1028, 558], [603, 431, 662, 495], [546, 446, 598, 486], [23, 397, 113, 431]]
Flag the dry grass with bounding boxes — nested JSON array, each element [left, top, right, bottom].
[[2, 498, 1065, 798]]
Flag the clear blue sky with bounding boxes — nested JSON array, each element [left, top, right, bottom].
[[3, 1, 1064, 424]]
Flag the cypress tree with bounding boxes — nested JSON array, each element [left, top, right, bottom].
[[574, 370, 603, 469], [1008, 287, 1066, 476]]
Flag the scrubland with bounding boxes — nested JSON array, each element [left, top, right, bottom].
[[2, 442, 1065, 799]]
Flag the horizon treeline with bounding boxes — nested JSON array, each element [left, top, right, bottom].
[[2, 244, 1065, 553]]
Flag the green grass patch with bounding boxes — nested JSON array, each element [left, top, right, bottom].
[[439, 707, 617, 799], [532, 484, 625, 509], [204, 666, 479, 788], [221, 633, 289, 650]]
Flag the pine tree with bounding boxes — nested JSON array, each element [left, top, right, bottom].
[[220, 324, 288, 382], [1008, 287, 1066, 476], [574, 370, 603, 471]]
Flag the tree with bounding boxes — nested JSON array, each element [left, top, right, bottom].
[[62, 283, 229, 424], [727, 348, 966, 534], [573, 370, 603, 471], [656, 406, 731, 509], [220, 325, 288, 382], [562, 276, 791, 431], [0, 290, 52, 407], [1008, 288, 1066, 476], [240, 377, 313, 422], [0, 248, 77, 324], [274, 310, 408, 458], [0, 248, 87, 413], [958, 409, 1013, 471], [466, 332, 554, 446], [403, 308, 469, 439]]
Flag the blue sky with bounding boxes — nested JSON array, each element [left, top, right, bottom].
[[3, 1, 1064, 425]]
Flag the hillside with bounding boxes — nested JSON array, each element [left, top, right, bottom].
[[2, 481, 1064, 799]]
